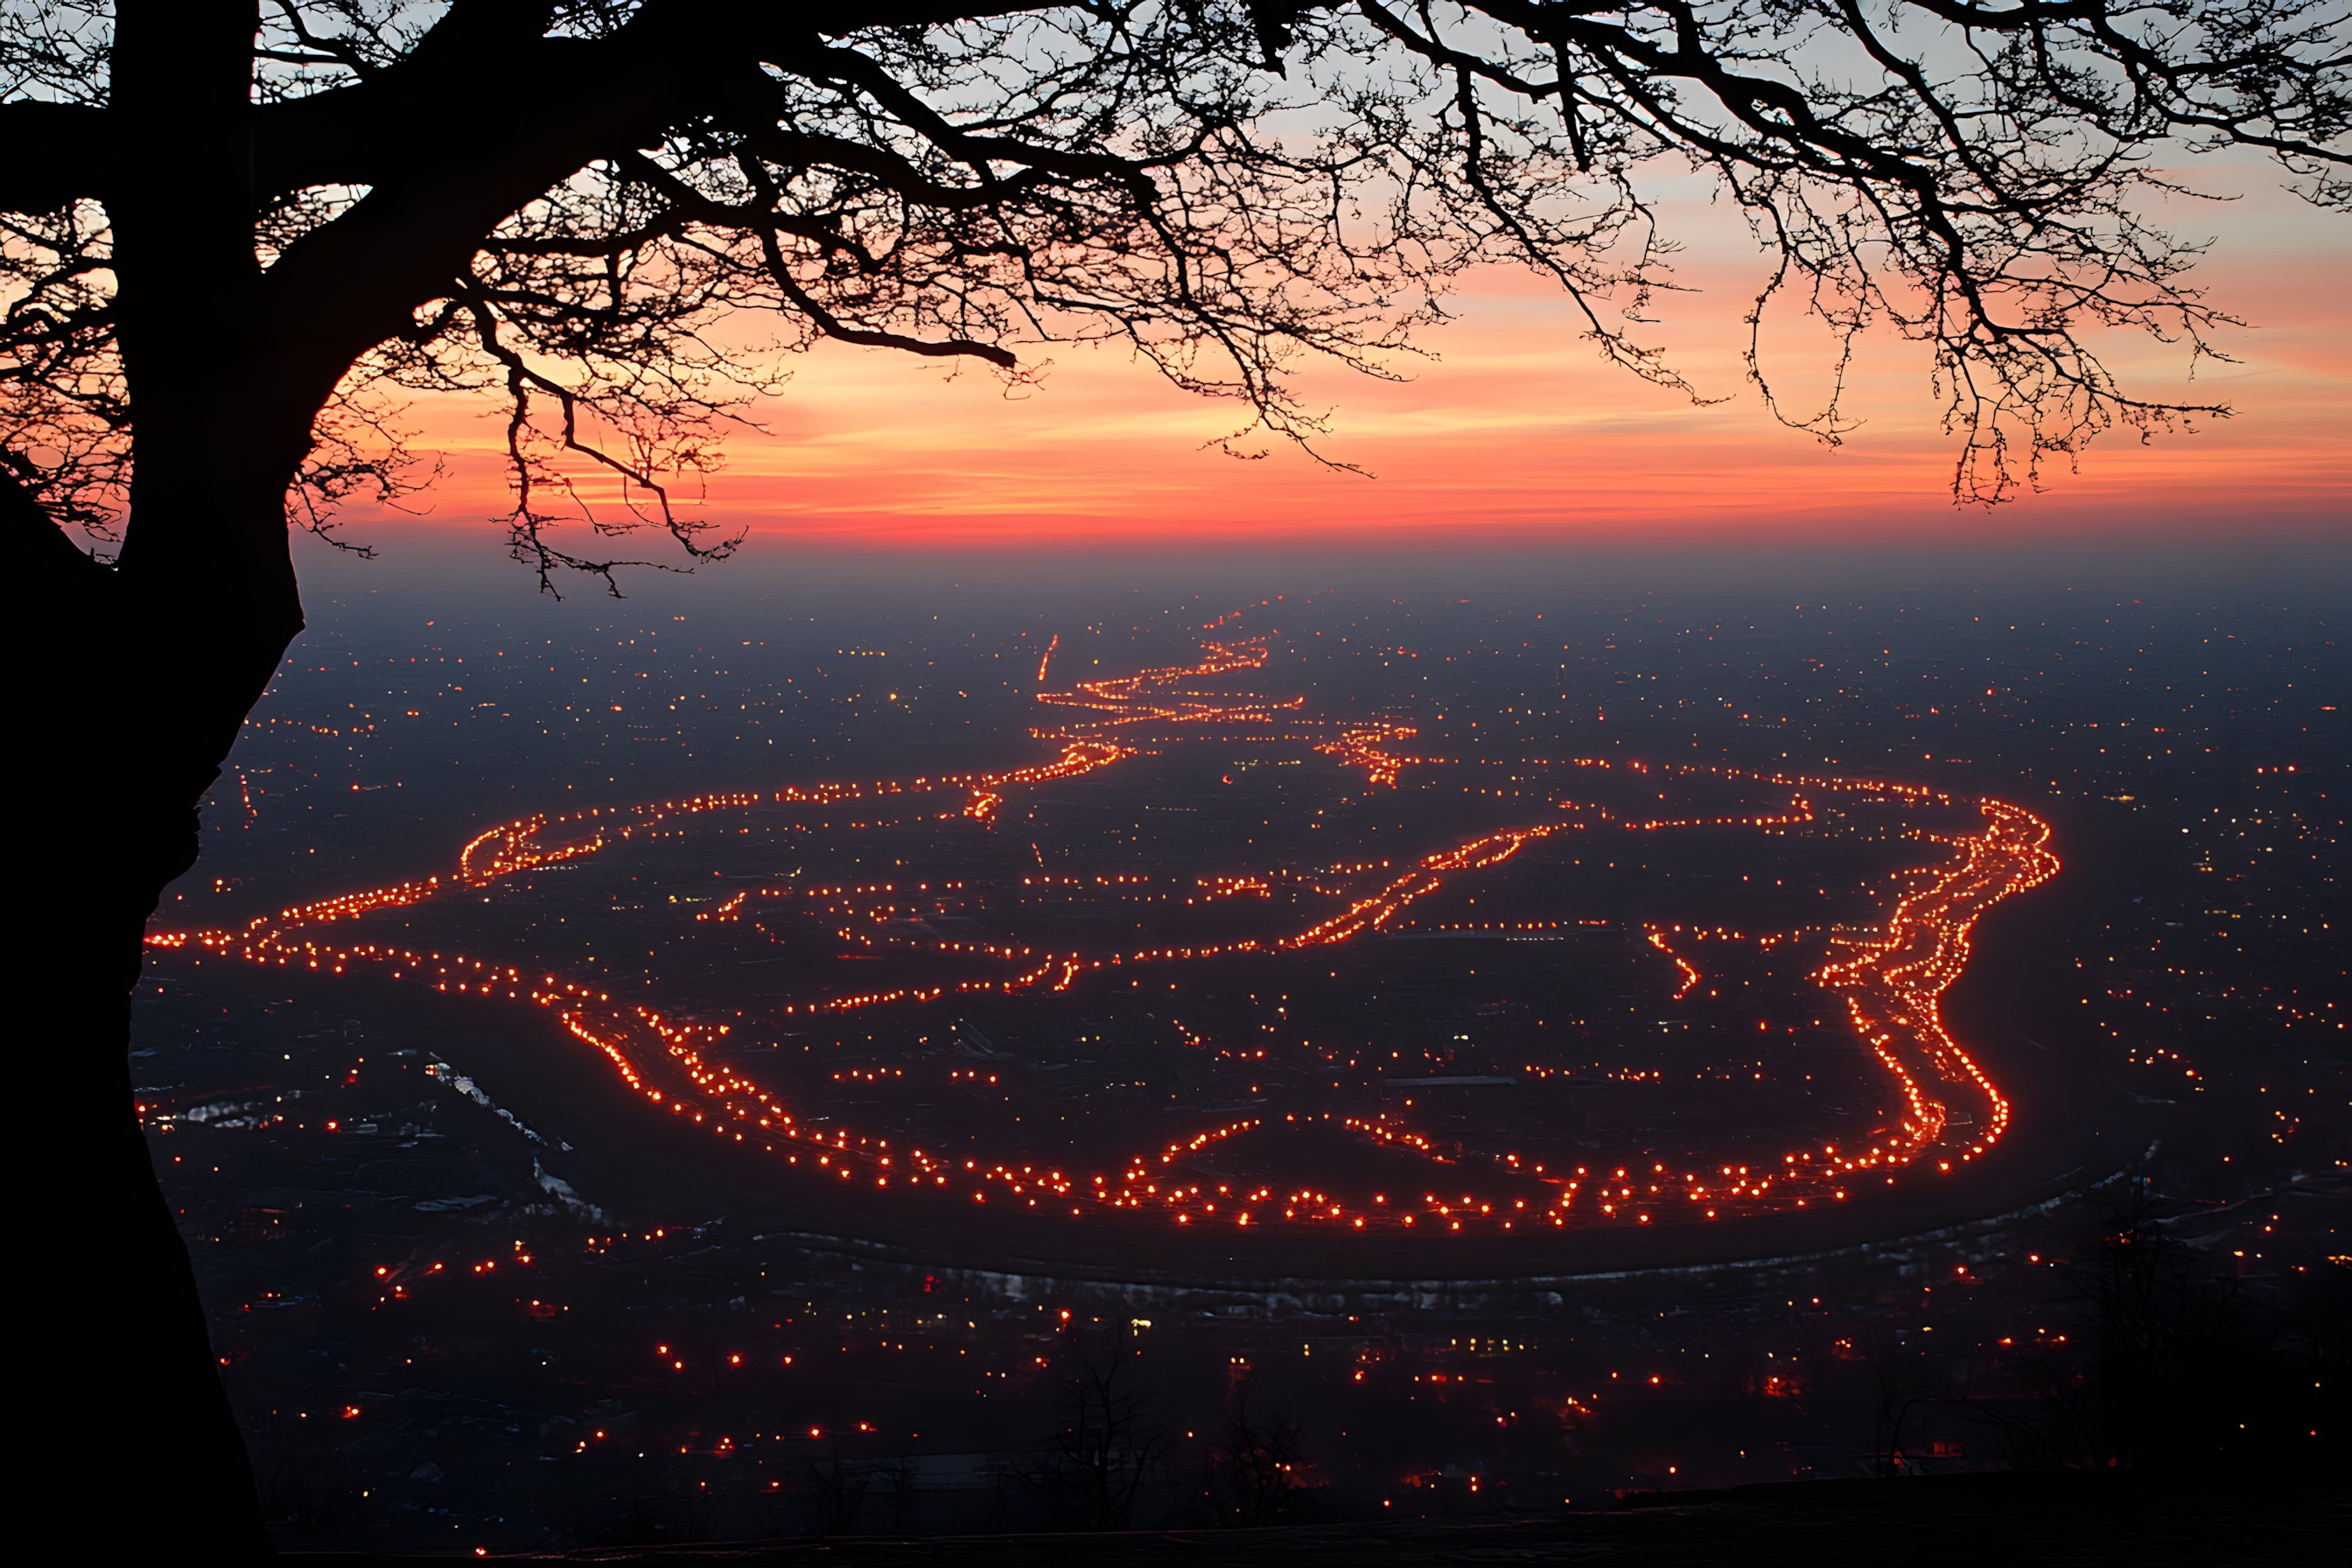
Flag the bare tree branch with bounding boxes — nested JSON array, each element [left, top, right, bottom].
[[4, 0, 2344, 579]]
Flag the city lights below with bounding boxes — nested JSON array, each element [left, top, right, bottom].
[[150, 629, 2058, 1239]]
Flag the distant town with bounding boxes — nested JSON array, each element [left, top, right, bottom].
[[134, 568, 2341, 1551]]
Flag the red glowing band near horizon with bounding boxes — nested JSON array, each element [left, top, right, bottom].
[[149, 626, 2055, 1236]]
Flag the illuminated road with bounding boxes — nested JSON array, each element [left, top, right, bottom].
[[150, 627, 2057, 1242]]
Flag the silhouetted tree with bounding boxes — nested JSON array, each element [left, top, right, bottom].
[[799, 1438, 875, 1536], [2083, 1183, 2300, 1472], [3, 2, 2344, 1550], [1865, 1334, 2032, 1477], [872, 1451, 923, 1534], [1200, 1379, 1307, 1525], [1870, 1343, 1933, 1478], [1867, 1184, 2351, 1479], [1029, 1317, 1164, 1527]]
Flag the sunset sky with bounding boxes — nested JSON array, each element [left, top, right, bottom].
[[384, 172, 2348, 555]]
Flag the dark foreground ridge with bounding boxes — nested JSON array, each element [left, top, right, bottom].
[[291, 1472, 2346, 1565]]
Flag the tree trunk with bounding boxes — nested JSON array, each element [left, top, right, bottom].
[[31, 9, 433, 1548], [18, 472, 298, 1556]]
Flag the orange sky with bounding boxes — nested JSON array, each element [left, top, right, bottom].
[[380, 179, 2349, 552]]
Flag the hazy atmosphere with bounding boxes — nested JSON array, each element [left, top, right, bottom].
[[10, 3, 2344, 1561]]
